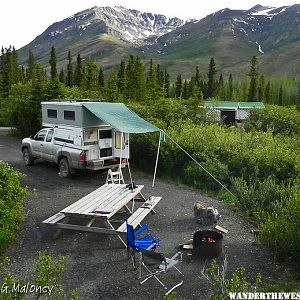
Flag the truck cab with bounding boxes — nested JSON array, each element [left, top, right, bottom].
[[30, 128, 54, 161]]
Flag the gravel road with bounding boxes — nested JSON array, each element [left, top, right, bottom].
[[0, 130, 279, 300]]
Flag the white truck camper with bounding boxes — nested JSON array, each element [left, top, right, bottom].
[[21, 101, 130, 177]]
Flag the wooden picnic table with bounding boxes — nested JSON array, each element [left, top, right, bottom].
[[42, 183, 161, 246]]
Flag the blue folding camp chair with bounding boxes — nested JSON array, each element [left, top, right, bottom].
[[126, 221, 160, 268]]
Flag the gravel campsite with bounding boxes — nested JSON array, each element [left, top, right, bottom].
[[0, 130, 282, 299]]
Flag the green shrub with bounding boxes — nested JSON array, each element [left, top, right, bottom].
[[184, 159, 229, 191], [0, 251, 79, 299], [259, 193, 300, 264], [132, 120, 300, 191], [244, 105, 300, 135], [218, 191, 237, 207], [0, 161, 27, 253], [202, 259, 262, 300], [232, 177, 297, 221]]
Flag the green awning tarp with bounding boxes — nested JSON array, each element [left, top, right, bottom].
[[82, 102, 160, 134]]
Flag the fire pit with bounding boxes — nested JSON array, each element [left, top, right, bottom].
[[193, 230, 223, 258]]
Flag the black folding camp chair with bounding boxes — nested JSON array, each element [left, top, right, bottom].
[[138, 249, 184, 295]]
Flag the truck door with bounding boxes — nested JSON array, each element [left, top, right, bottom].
[[98, 128, 113, 159], [31, 129, 48, 157], [42, 129, 54, 161]]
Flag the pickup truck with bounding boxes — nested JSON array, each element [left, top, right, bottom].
[[21, 127, 122, 177]]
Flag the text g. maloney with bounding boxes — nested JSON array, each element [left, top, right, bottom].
[[1, 283, 54, 295]]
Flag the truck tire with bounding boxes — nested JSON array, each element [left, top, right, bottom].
[[59, 157, 73, 178], [22, 148, 34, 166]]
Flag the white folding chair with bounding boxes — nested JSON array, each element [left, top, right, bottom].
[[105, 168, 124, 184]]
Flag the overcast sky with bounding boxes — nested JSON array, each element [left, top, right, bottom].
[[0, 0, 297, 49]]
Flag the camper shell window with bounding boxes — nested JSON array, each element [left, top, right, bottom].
[[99, 130, 112, 139], [47, 109, 57, 118], [64, 110, 75, 120]]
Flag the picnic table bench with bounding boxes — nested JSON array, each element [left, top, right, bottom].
[[117, 196, 161, 233], [42, 183, 161, 246]]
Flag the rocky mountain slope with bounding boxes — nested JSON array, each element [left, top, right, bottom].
[[17, 4, 300, 78]]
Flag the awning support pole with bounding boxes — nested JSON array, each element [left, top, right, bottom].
[[119, 132, 123, 184], [152, 135, 161, 187], [125, 133, 133, 187]]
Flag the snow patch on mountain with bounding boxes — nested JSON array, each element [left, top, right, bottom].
[[251, 7, 276, 16], [89, 6, 185, 46]]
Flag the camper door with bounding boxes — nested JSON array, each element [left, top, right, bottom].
[[98, 128, 113, 159], [113, 131, 129, 159]]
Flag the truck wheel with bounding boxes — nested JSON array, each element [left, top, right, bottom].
[[22, 148, 34, 166], [59, 157, 72, 178]]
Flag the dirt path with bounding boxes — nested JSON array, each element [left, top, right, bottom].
[[0, 131, 279, 299]]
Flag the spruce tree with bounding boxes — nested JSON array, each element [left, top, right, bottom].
[[105, 69, 122, 102], [156, 63, 166, 98], [11, 47, 20, 84], [59, 69, 65, 83], [117, 59, 126, 94], [30, 63, 47, 132], [265, 81, 271, 103], [98, 66, 105, 88], [19, 66, 26, 84], [258, 74, 265, 102], [146, 59, 160, 100], [278, 85, 283, 106], [0, 47, 10, 97], [191, 84, 203, 101], [85, 58, 98, 91], [125, 55, 146, 101], [297, 85, 300, 112], [0, 46, 19, 97], [218, 74, 224, 87], [227, 74, 234, 100], [206, 58, 218, 98], [49, 46, 57, 80], [0, 48, 5, 97], [182, 80, 189, 99], [156, 64, 164, 88], [163, 69, 170, 98], [66, 50, 73, 87], [98, 66, 105, 96], [175, 74, 182, 99], [247, 56, 259, 102], [134, 56, 146, 101], [74, 54, 83, 87], [27, 50, 35, 80], [195, 67, 201, 87]]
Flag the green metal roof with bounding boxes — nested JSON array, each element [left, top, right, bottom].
[[82, 102, 160, 134], [204, 101, 265, 109], [238, 102, 265, 108]]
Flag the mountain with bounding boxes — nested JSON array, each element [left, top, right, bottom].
[[18, 4, 300, 78], [17, 6, 184, 71]]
